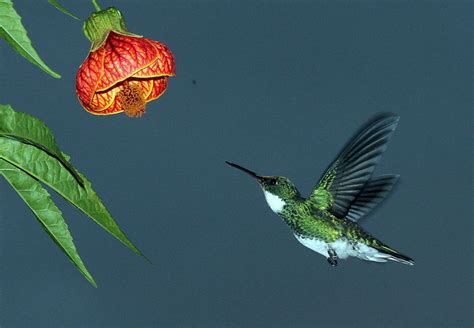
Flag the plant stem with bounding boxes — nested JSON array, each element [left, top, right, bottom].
[[92, 0, 101, 11]]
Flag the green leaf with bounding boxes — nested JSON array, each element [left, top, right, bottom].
[[0, 0, 61, 78], [0, 104, 84, 187], [0, 159, 97, 287], [0, 104, 146, 285], [48, 0, 80, 20], [0, 137, 143, 258]]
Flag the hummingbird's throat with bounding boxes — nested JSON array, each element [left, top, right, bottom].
[[263, 190, 286, 214]]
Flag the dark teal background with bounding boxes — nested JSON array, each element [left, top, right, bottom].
[[0, 1, 472, 327]]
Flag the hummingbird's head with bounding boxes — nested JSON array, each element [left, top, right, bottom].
[[225, 161, 300, 214]]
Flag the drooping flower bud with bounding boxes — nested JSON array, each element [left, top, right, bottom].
[[76, 7, 175, 117]]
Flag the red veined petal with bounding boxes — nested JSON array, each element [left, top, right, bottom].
[[146, 77, 169, 102], [76, 47, 106, 108], [96, 32, 159, 91], [134, 41, 175, 78]]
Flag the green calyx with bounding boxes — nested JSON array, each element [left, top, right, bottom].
[[82, 7, 140, 52]]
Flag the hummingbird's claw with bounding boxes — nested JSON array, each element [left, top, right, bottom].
[[327, 257, 338, 266], [327, 249, 338, 266]]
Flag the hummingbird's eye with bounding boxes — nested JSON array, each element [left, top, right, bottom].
[[268, 178, 277, 186]]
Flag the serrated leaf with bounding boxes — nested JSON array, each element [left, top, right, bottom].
[[48, 0, 79, 20], [0, 104, 84, 187], [0, 0, 61, 78], [0, 159, 97, 287]]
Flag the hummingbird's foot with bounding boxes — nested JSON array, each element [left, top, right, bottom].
[[327, 249, 338, 266]]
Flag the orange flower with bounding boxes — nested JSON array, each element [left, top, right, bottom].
[[76, 8, 175, 117]]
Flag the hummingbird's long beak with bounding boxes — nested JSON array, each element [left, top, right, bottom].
[[225, 161, 263, 181]]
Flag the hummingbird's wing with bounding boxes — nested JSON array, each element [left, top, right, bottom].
[[307, 113, 399, 220], [344, 174, 399, 221]]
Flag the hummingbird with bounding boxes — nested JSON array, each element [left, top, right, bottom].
[[226, 113, 413, 266]]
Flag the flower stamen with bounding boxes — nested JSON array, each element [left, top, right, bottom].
[[118, 83, 146, 117]]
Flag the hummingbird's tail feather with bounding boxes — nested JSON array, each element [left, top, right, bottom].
[[376, 245, 414, 266]]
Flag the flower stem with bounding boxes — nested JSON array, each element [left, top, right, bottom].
[[91, 0, 101, 11]]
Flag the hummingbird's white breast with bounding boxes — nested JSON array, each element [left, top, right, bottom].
[[294, 234, 396, 263], [263, 191, 286, 214], [294, 235, 357, 259]]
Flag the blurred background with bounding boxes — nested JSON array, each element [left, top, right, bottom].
[[0, 0, 471, 327]]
